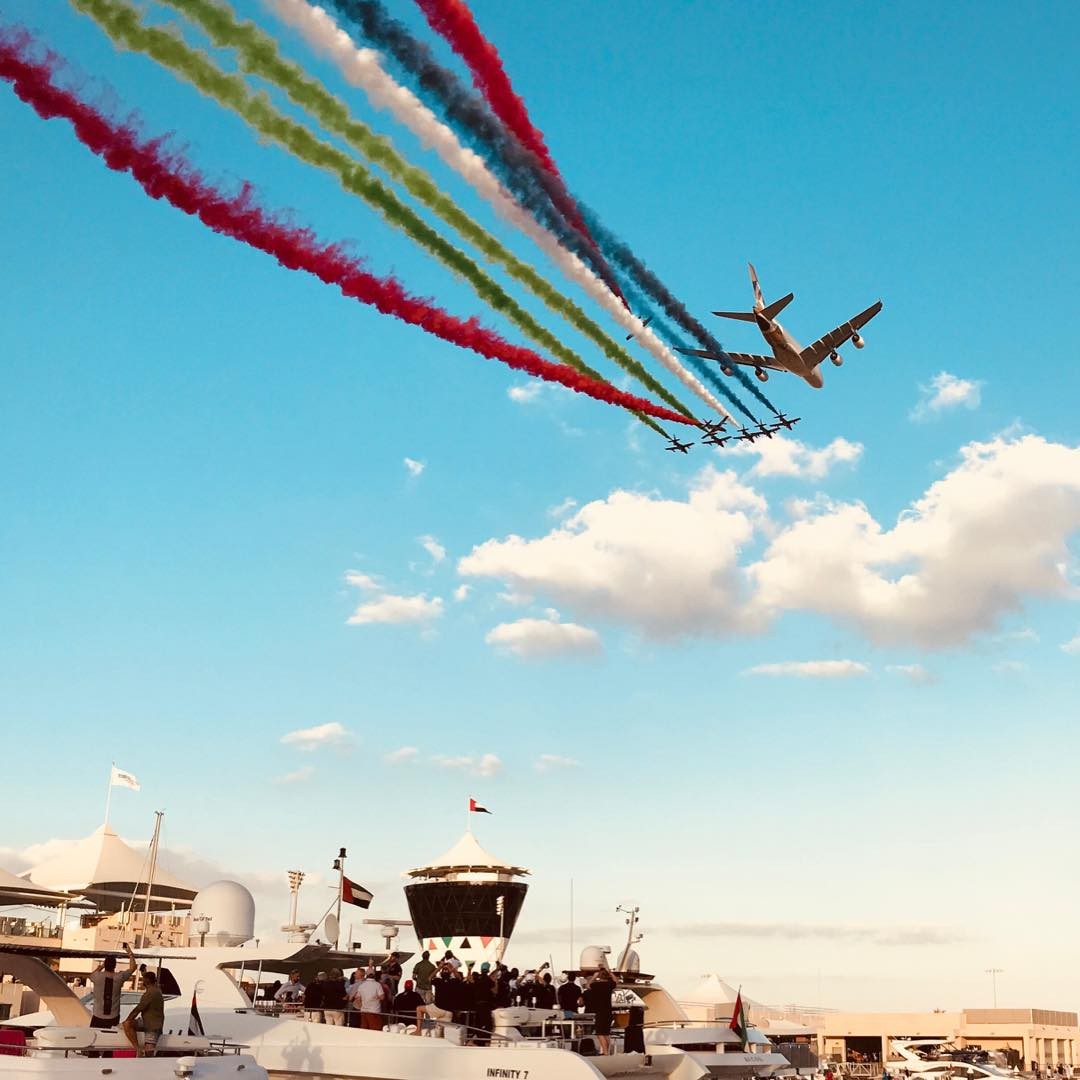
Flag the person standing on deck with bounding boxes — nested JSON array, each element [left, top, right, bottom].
[[88, 944, 137, 1029]]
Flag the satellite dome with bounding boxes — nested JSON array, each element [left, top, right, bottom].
[[189, 880, 255, 946], [579, 945, 610, 972]]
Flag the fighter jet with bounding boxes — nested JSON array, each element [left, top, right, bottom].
[[773, 412, 801, 430], [702, 429, 735, 448], [665, 435, 694, 454], [699, 417, 730, 436], [674, 263, 882, 389], [624, 314, 654, 341], [755, 421, 780, 440], [737, 427, 765, 443]]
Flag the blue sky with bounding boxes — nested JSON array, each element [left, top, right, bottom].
[[2, 0, 1079, 1011]]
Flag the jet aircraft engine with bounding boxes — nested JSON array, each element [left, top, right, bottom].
[[852, 333, 865, 348], [755, 367, 768, 382], [830, 350, 843, 366], [721, 366, 734, 377]]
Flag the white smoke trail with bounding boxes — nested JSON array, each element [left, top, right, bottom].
[[262, 0, 731, 421]]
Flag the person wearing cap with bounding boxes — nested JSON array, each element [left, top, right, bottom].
[[392, 980, 424, 1027]]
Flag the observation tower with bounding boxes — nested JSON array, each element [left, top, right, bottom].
[[404, 832, 529, 967]]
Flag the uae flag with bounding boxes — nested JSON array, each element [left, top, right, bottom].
[[469, 798, 492, 814], [341, 876, 373, 909], [729, 989, 749, 1050], [188, 989, 205, 1037]]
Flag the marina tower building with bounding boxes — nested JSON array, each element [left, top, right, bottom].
[[404, 832, 529, 968]]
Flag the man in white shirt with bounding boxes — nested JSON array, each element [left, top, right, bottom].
[[355, 971, 384, 1031], [275, 970, 305, 1004]]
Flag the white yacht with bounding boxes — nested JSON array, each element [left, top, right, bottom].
[[889, 1040, 1021, 1080]]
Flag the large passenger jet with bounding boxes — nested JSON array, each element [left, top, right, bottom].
[[676, 263, 883, 389]]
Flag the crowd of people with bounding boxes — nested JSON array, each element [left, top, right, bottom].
[[279, 949, 621, 1052]]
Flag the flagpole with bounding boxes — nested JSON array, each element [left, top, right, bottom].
[[104, 763, 114, 828], [334, 848, 345, 950]]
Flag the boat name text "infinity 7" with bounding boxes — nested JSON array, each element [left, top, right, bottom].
[[486, 1070, 529, 1079]]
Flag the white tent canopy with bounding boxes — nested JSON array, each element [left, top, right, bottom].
[[686, 974, 741, 1005], [25, 825, 197, 912], [407, 831, 529, 878], [0, 864, 73, 907]]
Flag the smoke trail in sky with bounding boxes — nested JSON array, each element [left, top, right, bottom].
[[324, 0, 626, 301], [70, 0, 645, 412], [409, 0, 623, 306], [318, 0, 753, 421], [0, 28, 696, 428], [158, 0, 696, 422], [582, 209, 778, 415], [413, 0, 555, 172], [262, 0, 737, 422]]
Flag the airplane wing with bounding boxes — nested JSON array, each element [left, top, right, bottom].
[[800, 300, 883, 369], [674, 348, 785, 373]]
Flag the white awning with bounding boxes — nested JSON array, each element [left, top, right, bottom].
[[25, 825, 196, 910]]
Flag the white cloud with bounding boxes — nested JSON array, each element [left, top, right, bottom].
[[485, 616, 602, 659], [535, 753, 580, 772], [459, 435, 1080, 649], [403, 457, 425, 477], [432, 753, 502, 777], [886, 663, 936, 685], [548, 497, 578, 519], [744, 660, 869, 679], [280, 721, 352, 751], [726, 434, 863, 480], [384, 746, 419, 764], [419, 535, 446, 564], [460, 467, 767, 640], [453, 584, 472, 602], [911, 371, 983, 420], [508, 382, 542, 404], [994, 627, 1040, 644], [274, 765, 315, 785], [344, 570, 380, 591], [750, 435, 1080, 647], [347, 592, 444, 626], [1061, 634, 1080, 655]]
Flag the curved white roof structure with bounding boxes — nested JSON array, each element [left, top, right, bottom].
[[0, 865, 73, 907], [25, 825, 197, 911], [686, 974, 740, 1005], [407, 831, 529, 880]]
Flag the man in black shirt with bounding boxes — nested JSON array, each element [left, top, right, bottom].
[[392, 980, 424, 1027], [533, 973, 557, 1010], [557, 976, 581, 1017]]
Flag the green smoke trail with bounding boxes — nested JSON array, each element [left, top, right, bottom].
[[160, 0, 694, 425], [70, 0, 690, 433]]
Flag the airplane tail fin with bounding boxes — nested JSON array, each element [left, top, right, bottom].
[[761, 292, 794, 320], [714, 267, 792, 322], [748, 262, 765, 310]]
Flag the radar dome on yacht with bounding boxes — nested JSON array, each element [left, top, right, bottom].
[[623, 949, 641, 973], [189, 880, 255, 946], [579, 945, 611, 971]]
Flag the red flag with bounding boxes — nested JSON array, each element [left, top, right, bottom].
[[729, 989, 749, 1050], [341, 876, 373, 908], [469, 798, 492, 814]]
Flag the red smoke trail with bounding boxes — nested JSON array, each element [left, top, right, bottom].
[[0, 29, 691, 427], [412, 0, 629, 308]]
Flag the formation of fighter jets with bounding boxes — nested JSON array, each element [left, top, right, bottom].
[[665, 412, 802, 453], [658, 264, 882, 453]]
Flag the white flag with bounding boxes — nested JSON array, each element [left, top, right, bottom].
[[110, 765, 141, 791]]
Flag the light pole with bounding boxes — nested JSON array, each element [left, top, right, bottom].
[[985, 968, 1004, 1007], [192, 915, 211, 948]]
